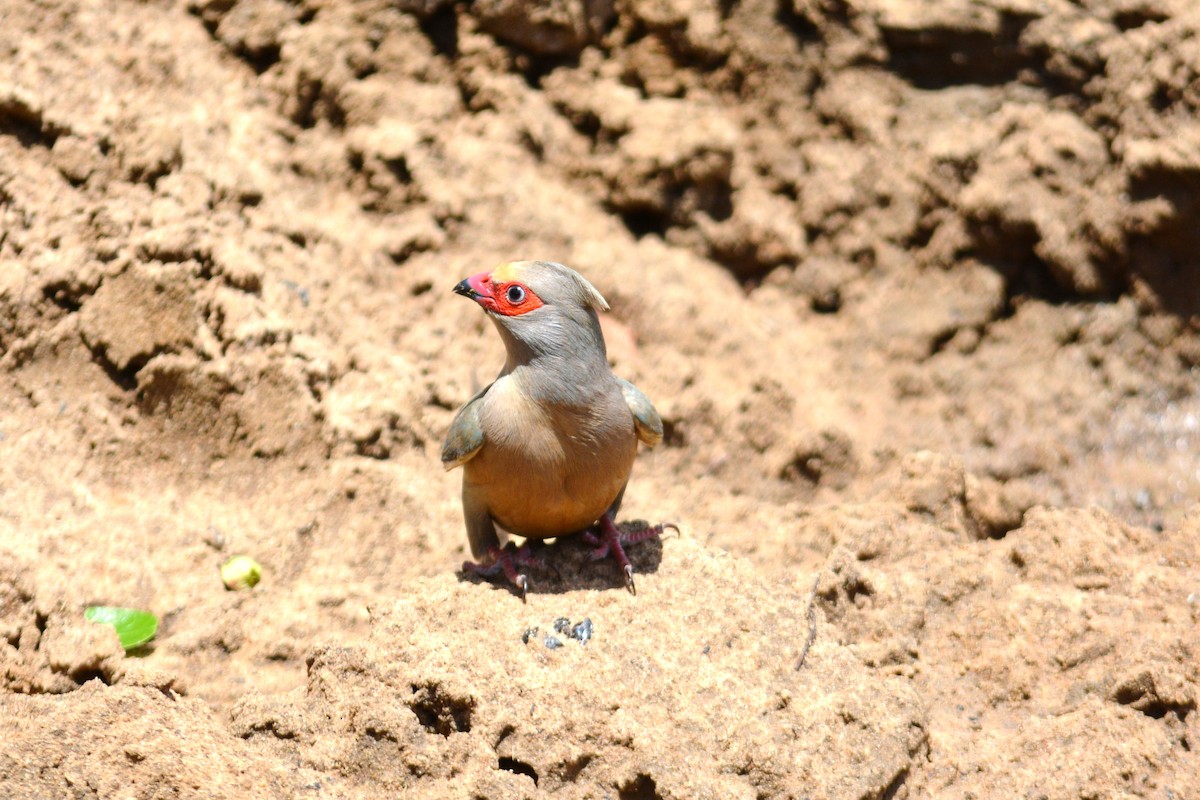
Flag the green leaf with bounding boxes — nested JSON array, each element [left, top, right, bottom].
[[85, 606, 159, 651]]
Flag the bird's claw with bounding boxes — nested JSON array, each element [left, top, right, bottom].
[[623, 520, 676, 545], [590, 516, 673, 592], [462, 543, 538, 599], [586, 534, 610, 562], [585, 520, 674, 559]]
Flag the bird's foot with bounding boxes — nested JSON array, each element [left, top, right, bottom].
[[462, 542, 541, 600], [583, 517, 677, 595]]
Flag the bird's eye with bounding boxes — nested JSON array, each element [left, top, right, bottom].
[[506, 285, 526, 304]]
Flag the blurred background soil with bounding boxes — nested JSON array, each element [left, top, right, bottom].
[[0, 0, 1197, 797]]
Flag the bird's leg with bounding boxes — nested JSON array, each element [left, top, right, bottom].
[[462, 542, 541, 599], [585, 516, 677, 595]]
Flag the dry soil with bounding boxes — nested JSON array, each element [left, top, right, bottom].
[[1, 0, 1198, 798]]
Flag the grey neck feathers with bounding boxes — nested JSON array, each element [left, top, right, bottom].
[[492, 307, 612, 404]]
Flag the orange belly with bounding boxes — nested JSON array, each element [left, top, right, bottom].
[[465, 432, 636, 538]]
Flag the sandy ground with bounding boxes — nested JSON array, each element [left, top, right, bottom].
[[1, 0, 1198, 797]]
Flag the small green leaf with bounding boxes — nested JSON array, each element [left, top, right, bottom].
[[85, 606, 158, 651]]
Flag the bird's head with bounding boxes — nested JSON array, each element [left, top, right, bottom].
[[453, 261, 610, 366]]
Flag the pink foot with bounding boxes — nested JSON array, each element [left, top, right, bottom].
[[583, 517, 676, 594], [462, 542, 541, 600]]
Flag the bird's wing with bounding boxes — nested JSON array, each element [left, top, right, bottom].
[[441, 385, 490, 470], [616, 377, 663, 447]]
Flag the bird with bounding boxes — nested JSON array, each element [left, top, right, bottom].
[[442, 260, 670, 597]]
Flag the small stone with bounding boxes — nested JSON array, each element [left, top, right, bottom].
[[553, 617, 572, 634], [521, 626, 540, 644], [571, 618, 593, 645], [544, 636, 563, 650]]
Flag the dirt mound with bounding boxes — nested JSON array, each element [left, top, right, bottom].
[[232, 539, 923, 798], [1, 0, 1197, 797]]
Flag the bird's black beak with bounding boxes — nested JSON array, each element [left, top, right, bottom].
[[454, 272, 494, 304]]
